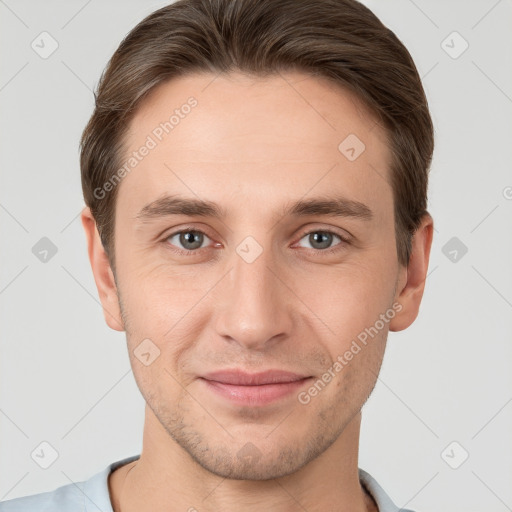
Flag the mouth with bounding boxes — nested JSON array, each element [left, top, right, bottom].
[[199, 369, 313, 406]]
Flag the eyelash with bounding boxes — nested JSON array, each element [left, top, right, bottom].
[[163, 226, 350, 257]]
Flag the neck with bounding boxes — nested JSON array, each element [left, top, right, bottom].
[[109, 406, 377, 512]]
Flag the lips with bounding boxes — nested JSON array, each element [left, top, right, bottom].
[[199, 369, 312, 406], [200, 369, 310, 385]]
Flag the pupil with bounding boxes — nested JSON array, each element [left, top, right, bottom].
[[311, 232, 331, 249], [181, 231, 202, 250]]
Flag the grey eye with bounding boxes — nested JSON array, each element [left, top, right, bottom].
[[297, 231, 343, 250], [168, 230, 209, 251]]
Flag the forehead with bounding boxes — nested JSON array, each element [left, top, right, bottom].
[[117, 70, 393, 222]]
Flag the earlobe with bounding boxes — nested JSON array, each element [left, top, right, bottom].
[[80, 207, 125, 332], [389, 213, 434, 332]]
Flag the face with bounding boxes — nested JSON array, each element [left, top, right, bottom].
[[101, 71, 411, 479]]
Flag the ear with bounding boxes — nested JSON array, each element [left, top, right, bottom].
[[389, 213, 434, 332], [81, 206, 124, 332]]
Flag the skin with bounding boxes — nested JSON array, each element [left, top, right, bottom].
[[81, 70, 433, 512]]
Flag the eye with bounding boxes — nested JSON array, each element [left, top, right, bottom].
[[165, 228, 214, 254], [296, 229, 349, 253], [162, 227, 349, 257]]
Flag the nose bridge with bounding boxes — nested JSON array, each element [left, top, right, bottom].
[[213, 236, 292, 350]]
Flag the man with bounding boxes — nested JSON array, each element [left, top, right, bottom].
[[0, 0, 433, 510]]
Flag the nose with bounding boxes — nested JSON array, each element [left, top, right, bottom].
[[212, 240, 294, 351]]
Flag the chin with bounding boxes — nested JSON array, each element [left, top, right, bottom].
[[179, 428, 333, 481]]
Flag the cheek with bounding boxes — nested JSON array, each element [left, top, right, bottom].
[[298, 260, 394, 339], [120, 261, 207, 328], [127, 352, 191, 421], [119, 266, 215, 380]]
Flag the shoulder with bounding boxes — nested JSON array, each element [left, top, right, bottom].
[[0, 455, 141, 512], [0, 481, 83, 512], [359, 467, 418, 512]]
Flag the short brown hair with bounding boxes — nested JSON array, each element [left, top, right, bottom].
[[80, 0, 434, 270]]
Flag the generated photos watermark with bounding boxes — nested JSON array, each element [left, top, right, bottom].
[[93, 96, 198, 200], [297, 301, 403, 405]]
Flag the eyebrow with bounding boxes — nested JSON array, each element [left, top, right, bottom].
[[135, 194, 373, 223]]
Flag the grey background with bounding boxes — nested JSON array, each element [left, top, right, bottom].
[[1, 1, 511, 510]]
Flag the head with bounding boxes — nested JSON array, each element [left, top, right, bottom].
[[81, 0, 434, 480]]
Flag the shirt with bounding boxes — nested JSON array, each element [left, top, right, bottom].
[[0, 454, 415, 512]]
